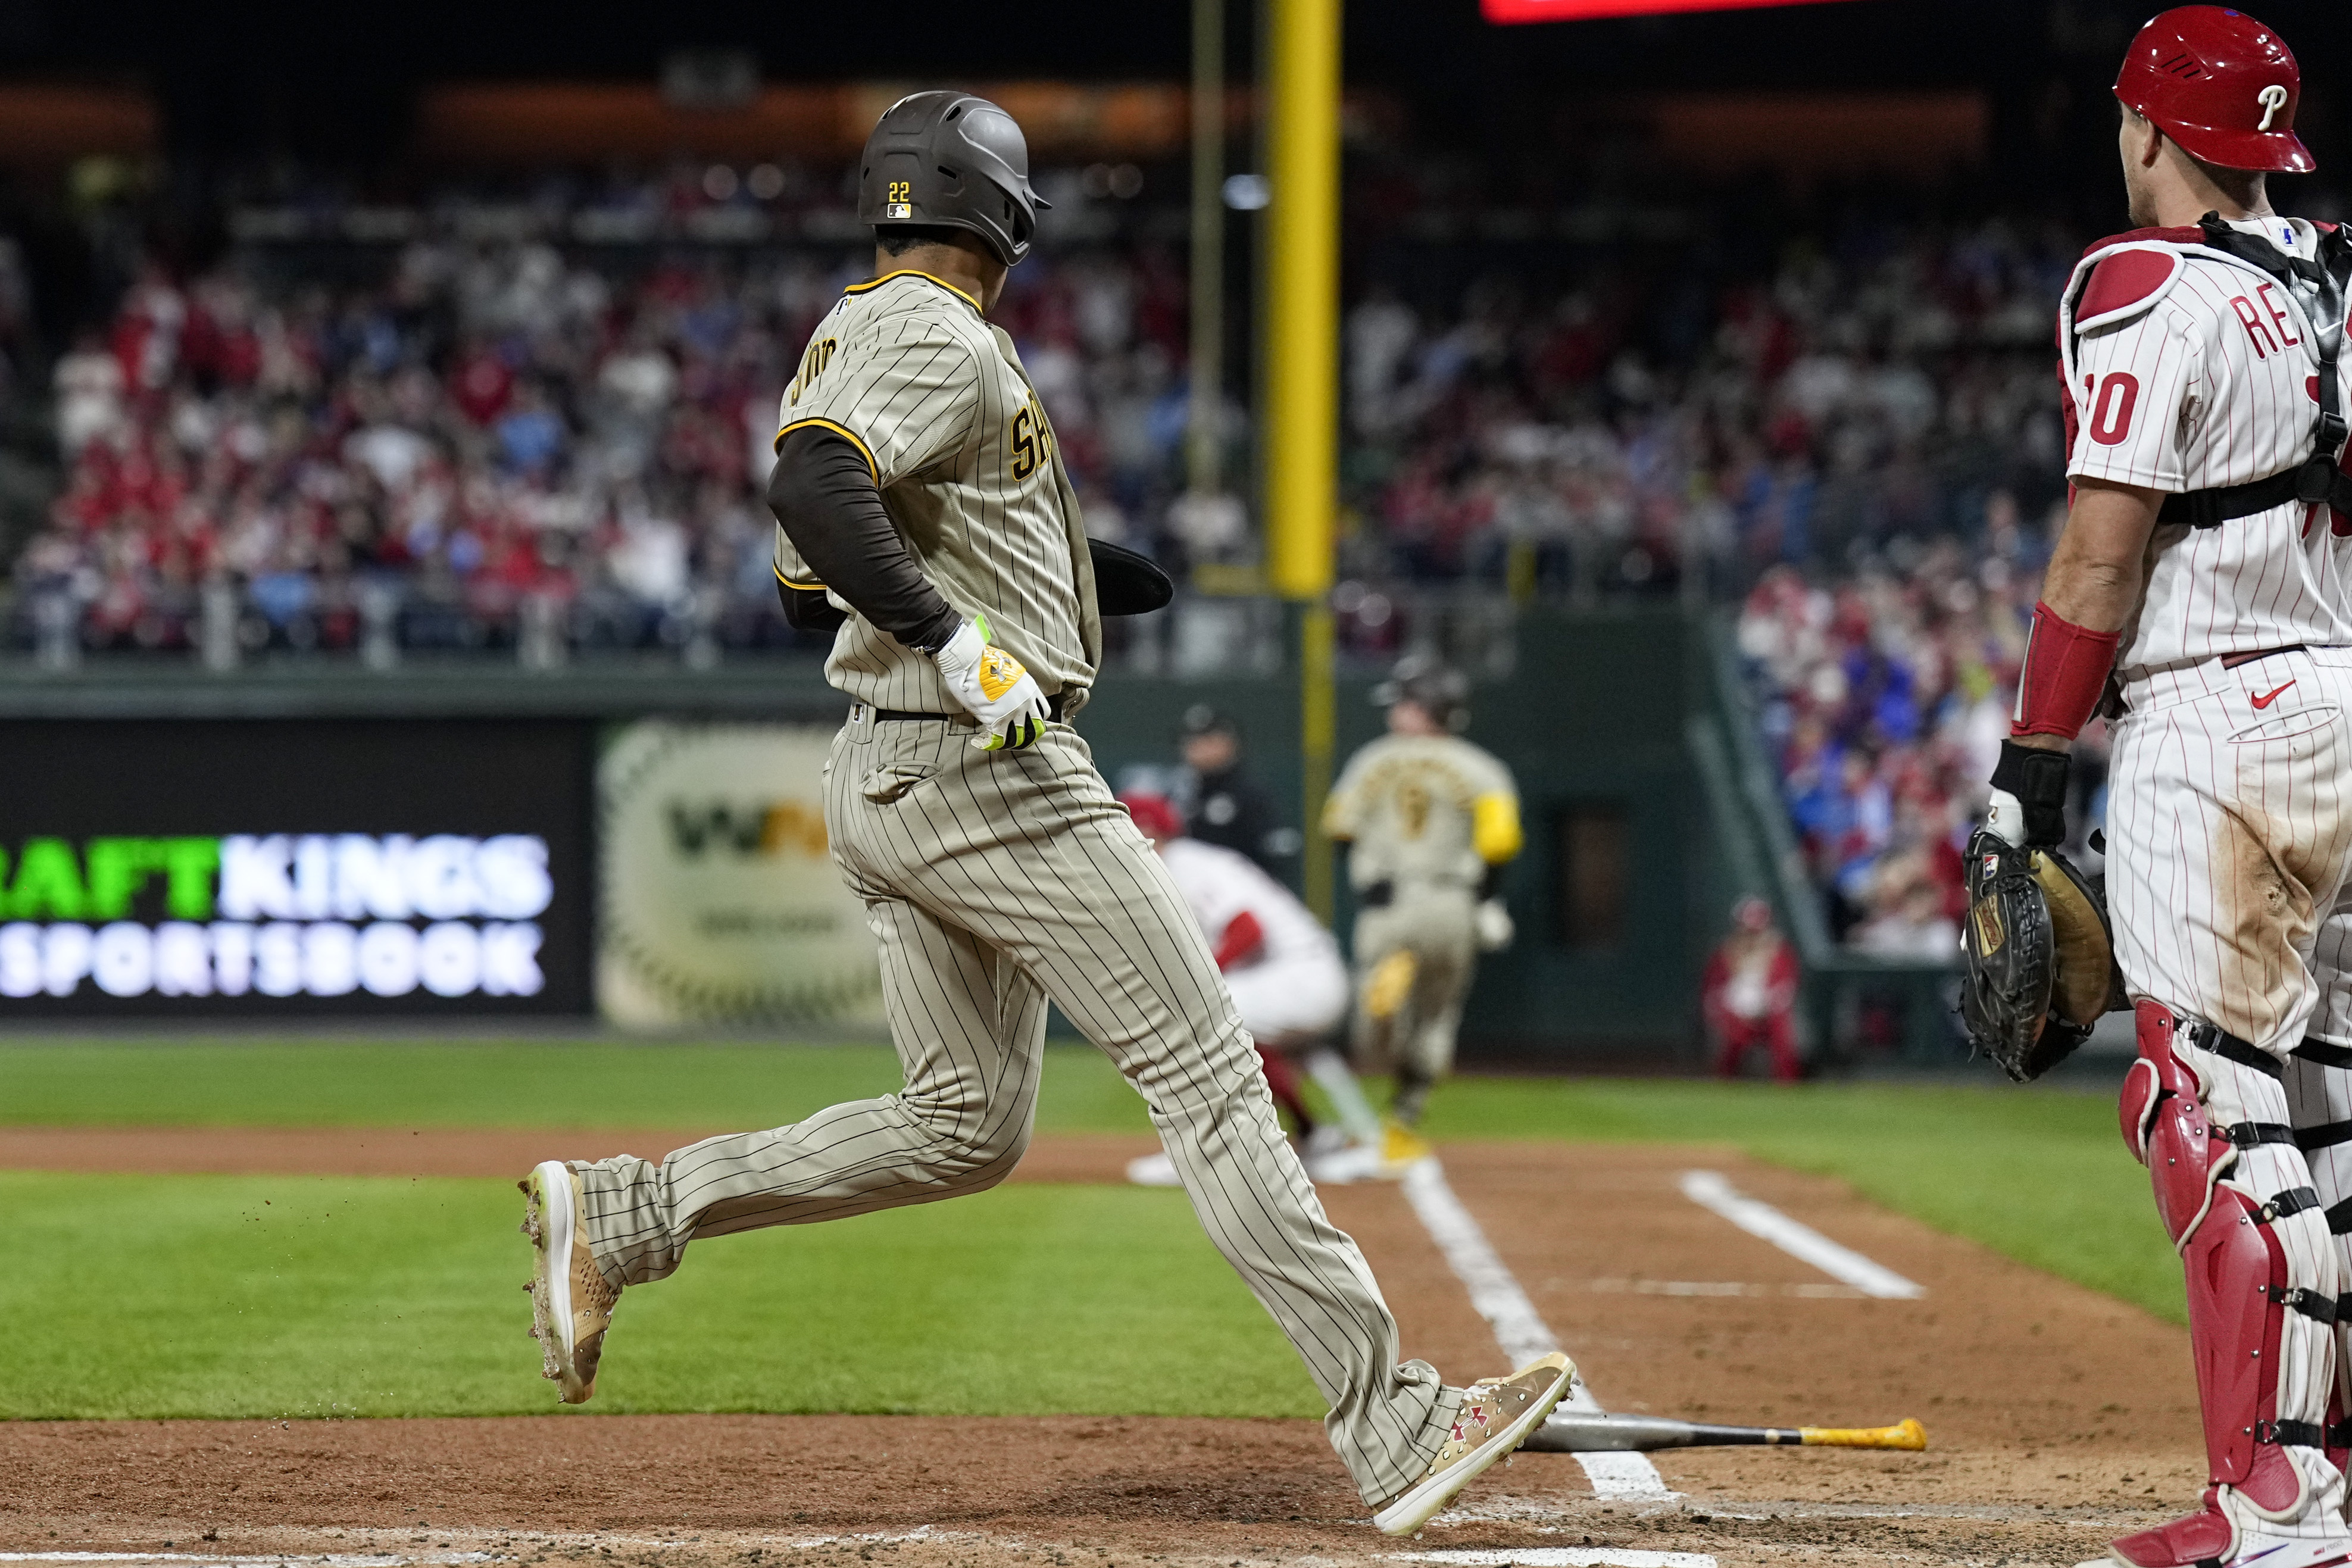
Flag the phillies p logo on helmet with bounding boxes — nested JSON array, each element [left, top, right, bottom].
[[2112, 5, 2315, 174]]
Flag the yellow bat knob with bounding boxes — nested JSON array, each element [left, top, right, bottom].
[[1799, 1417, 1926, 1451]]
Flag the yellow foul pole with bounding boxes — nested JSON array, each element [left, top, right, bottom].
[[1264, 0, 1341, 920]]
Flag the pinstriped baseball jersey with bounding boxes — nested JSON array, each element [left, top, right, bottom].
[[570, 711, 1462, 1504], [772, 269, 1101, 714], [1323, 735, 1517, 891], [2061, 217, 2352, 674]]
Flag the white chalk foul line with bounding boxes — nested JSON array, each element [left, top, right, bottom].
[[1676, 1171, 1923, 1300], [1398, 1160, 1673, 1502], [1394, 1551, 1717, 1567]]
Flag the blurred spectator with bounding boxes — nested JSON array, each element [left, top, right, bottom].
[[13, 205, 1197, 657], [1701, 896, 1801, 1080], [1338, 216, 2077, 598], [1735, 524, 2104, 951], [10, 168, 2092, 657]]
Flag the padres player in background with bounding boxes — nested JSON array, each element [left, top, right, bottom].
[[1983, 11, 2352, 1565], [516, 92, 1569, 1535], [1325, 659, 1521, 1143]]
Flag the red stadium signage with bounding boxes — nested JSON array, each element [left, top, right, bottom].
[[1483, 0, 1865, 21]]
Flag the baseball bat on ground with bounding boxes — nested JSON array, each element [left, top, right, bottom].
[[1520, 1413, 1926, 1453]]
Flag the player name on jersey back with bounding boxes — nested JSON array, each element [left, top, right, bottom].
[[771, 270, 1102, 716], [2063, 216, 2352, 675]]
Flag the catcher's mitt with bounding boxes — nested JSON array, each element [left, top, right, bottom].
[[1960, 827, 2128, 1082]]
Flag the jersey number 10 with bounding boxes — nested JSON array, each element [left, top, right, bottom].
[[2084, 370, 2140, 447]]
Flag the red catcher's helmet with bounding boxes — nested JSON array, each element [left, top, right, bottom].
[[2114, 6, 2314, 174], [1118, 791, 1184, 842]]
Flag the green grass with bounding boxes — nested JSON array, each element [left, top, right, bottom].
[[0, 1039, 1150, 1136], [0, 1040, 2180, 1420], [1416, 1077, 2175, 1326], [0, 1170, 1317, 1421]]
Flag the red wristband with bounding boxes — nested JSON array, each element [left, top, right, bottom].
[[2011, 601, 2120, 740], [1211, 910, 1265, 971]]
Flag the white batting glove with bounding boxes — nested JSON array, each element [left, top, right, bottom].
[[933, 614, 1051, 752], [1474, 898, 1515, 952]]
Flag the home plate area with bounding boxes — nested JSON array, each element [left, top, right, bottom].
[[1, 1143, 2205, 1566]]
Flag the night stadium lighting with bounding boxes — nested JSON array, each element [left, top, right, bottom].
[[1483, 0, 1866, 21]]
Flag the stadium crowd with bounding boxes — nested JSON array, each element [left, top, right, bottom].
[[15, 229, 1192, 655], [1733, 527, 2110, 957], [2, 175, 2108, 951], [1339, 215, 2078, 596], [7, 186, 2085, 665]]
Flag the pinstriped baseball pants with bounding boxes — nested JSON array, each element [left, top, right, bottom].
[[2110, 649, 2352, 1522], [2108, 649, 2352, 1057], [573, 706, 1459, 1504]]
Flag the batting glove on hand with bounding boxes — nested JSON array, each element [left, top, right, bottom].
[[934, 615, 1051, 752], [1473, 898, 1515, 952]]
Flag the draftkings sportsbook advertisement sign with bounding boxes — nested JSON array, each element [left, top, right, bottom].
[[0, 720, 594, 1015]]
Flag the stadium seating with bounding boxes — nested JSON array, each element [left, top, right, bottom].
[[2, 174, 2098, 952]]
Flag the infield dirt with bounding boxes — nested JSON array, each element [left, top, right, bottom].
[[1, 1135, 2201, 1566]]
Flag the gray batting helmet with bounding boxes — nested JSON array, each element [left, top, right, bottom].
[[1372, 655, 1471, 731], [858, 91, 1051, 267]]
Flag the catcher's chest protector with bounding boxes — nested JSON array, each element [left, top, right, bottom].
[[2059, 217, 2352, 530], [2124, 1001, 2344, 1517]]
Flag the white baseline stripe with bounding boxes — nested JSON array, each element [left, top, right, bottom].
[[1678, 1171, 1925, 1300], [1395, 1552, 1717, 1568], [1399, 1161, 1674, 1501]]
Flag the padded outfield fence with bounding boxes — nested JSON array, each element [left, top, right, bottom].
[[0, 601, 1970, 1067]]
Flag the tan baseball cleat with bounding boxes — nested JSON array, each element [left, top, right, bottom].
[[519, 1159, 620, 1404], [1373, 1351, 1575, 1536]]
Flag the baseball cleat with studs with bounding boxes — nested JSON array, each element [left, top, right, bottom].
[[519, 1159, 619, 1404], [1372, 1351, 1575, 1536]]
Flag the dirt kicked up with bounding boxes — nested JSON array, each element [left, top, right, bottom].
[[1, 1135, 2200, 1567]]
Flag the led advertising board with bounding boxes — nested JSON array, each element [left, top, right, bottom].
[[1482, 0, 1865, 21], [0, 720, 594, 1014]]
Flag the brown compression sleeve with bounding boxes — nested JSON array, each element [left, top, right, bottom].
[[767, 427, 961, 654]]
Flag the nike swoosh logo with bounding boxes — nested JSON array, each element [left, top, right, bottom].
[[2252, 681, 2297, 710]]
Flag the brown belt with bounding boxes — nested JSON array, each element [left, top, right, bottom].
[[2221, 644, 2308, 670]]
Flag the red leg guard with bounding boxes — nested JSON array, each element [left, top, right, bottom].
[[2106, 1494, 2238, 1568], [2126, 1001, 2310, 1514]]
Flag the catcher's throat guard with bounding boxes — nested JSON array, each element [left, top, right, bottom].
[[1961, 827, 2127, 1081]]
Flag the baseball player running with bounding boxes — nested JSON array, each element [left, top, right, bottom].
[[1114, 790, 1389, 1187], [1324, 658, 1522, 1143], [515, 91, 1569, 1535], [1980, 11, 2352, 1564]]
